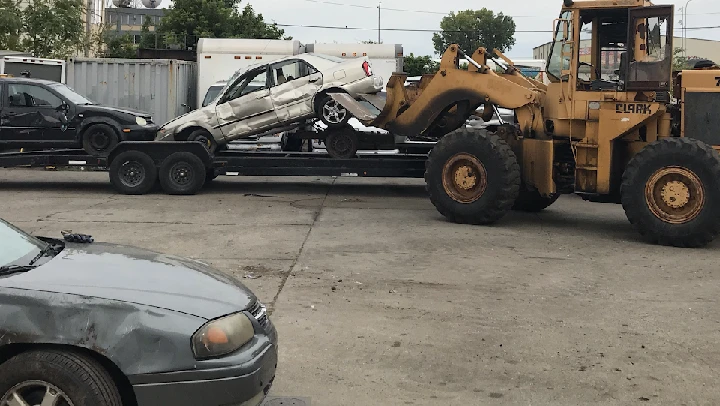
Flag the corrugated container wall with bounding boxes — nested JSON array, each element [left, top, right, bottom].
[[66, 58, 197, 126]]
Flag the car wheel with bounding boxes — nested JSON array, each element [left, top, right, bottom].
[[82, 124, 119, 157], [0, 349, 122, 406], [317, 94, 351, 128], [159, 152, 206, 195], [187, 129, 218, 154], [109, 150, 157, 195]]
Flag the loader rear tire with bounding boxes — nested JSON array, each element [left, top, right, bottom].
[[425, 128, 521, 225], [513, 187, 559, 212], [621, 137, 720, 248]]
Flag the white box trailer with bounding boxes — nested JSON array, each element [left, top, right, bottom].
[[304, 43, 403, 91], [196, 38, 305, 107], [0, 55, 66, 83]]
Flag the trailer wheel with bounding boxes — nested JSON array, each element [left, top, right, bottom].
[[109, 150, 157, 195], [0, 349, 122, 406], [317, 94, 351, 128], [425, 128, 520, 225], [512, 186, 559, 212], [159, 152, 206, 195], [621, 137, 720, 247], [325, 129, 358, 159], [82, 124, 119, 157]]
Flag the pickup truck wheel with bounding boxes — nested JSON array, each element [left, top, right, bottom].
[[159, 152, 206, 195], [317, 94, 351, 128], [109, 150, 157, 195], [187, 129, 218, 154], [82, 124, 119, 157], [0, 349, 122, 406], [425, 128, 520, 225]]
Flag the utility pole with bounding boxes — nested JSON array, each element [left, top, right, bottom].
[[683, 0, 693, 57], [377, 2, 381, 44], [85, 0, 93, 56]]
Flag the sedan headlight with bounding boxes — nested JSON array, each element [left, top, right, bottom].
[[192, 312, 255, 359], [136, 116, 147, 126]]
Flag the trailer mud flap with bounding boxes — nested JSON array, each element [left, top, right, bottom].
[[329, 93, 379, 125]]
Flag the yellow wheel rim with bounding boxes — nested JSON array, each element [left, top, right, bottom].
[[645, 166, 705, 224], [442, 153, 488, 204]]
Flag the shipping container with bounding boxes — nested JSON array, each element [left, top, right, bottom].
[[66, 58, 197, 126]]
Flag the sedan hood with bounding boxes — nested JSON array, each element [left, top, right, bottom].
[[0, 242, 256, 319], [83, 104, 152, 118]]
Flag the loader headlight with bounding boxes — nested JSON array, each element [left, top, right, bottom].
[[192, 312, 255, 359], [135, 116, 147, 126]]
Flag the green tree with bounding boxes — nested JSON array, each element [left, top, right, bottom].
[[21, 0, 85, 58], [102, 32, 136, 58], [403, 53, 439, 76], [673, 47, 690, 71], [0, 0, 23, 50], [432, 9, 516, 55], [139, 14, 156, 49], [159, 0, 285, 50]]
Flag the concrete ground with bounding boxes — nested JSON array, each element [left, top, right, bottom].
[[1, 168, 719, 406]]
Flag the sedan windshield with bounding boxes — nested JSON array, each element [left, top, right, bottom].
[[0, 219, 46, 267], [50, 83, 94, 105], [202, 85, 226, 107]]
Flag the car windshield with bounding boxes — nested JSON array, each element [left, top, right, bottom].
[[202, 85, 225, 107], [50, 83, 94, 105], [0, 218, 47, 268]]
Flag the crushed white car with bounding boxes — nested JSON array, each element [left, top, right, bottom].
[[156, 53, 384, 152]]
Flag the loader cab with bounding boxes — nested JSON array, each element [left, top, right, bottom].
[[546, 4, 673, 94]]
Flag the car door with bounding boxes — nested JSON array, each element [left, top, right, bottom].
[[269, 59, 323, 122], [215, 66, 279, 140], [2, 83, 70, 147]]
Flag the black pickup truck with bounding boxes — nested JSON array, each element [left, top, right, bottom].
[[0, 77, 158, 156]]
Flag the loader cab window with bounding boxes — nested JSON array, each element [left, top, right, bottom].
[[546, 11, 573, 82], [626, 6, 673, 91], [576, 8, 629, 91]]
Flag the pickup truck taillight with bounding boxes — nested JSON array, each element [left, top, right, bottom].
[[362, 61, 373, 77]]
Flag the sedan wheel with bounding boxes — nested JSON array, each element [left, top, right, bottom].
[[2, 380, 75, 406], [318, 95, 351, 128]]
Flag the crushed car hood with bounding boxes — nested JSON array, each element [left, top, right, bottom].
[[0, 242, 256, 319]]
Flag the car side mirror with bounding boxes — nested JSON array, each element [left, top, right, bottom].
[[56, 102, 69, 112]]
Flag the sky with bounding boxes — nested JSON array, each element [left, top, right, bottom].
[[159, 0, 720, 58]]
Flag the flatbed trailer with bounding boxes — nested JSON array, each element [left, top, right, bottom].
[[0, 140, 434, 195]]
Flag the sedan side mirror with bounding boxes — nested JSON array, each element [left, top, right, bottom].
[[56, 102, 69, 112], [308, 73, 322, 83]]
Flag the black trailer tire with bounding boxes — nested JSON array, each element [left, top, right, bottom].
[[513, 187, 560, 212], [0, 349, 122, 406], [325, 129, 358, 159], [109, 150, 157, 195], [425, 128, 521, 225], [158, 152, 206, 195], [621, 137, 720, 248], [187, 129, 218, 154], [317, 94, 351, 128], [82, 124, 119, 157]]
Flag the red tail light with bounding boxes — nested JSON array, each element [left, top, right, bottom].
[[362, 61, 372, 77]]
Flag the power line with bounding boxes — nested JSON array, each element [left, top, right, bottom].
[[275, 22, 720, 34]]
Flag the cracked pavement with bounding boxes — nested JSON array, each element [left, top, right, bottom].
[[1, 168, 719, 405]]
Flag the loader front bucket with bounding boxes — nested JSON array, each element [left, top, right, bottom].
[[329, 93, 382, 125]]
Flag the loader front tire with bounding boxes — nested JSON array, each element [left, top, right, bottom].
[[621, 137, 720, 248], [425, 128, 521, 225]]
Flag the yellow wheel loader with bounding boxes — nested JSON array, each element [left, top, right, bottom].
[[332, 0, 720, 248]]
